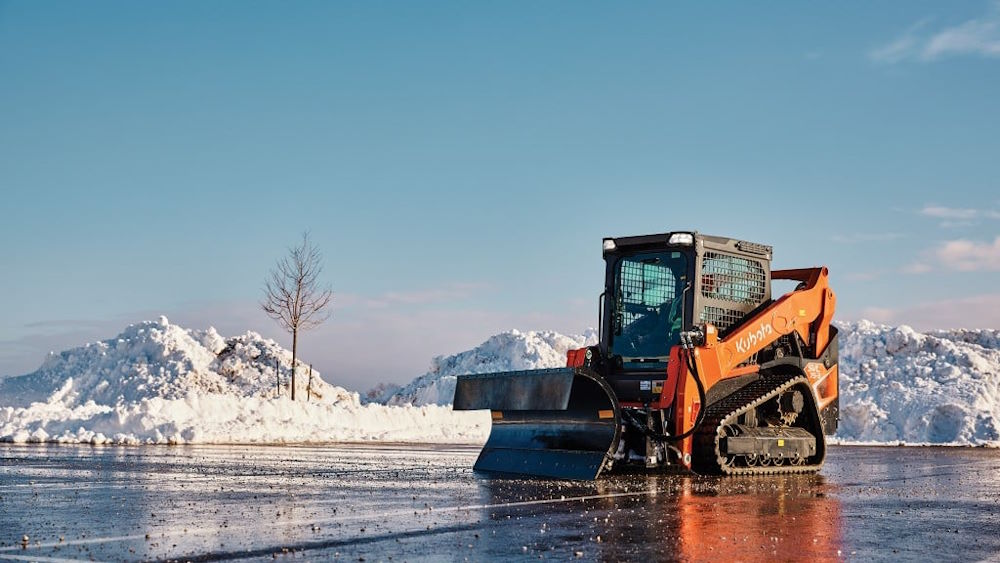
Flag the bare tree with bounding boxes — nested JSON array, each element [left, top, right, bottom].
[[261, 232, 333, 400]]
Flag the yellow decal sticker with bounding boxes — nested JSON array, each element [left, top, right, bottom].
[[778, 439, 785, 447], [598, 410, 614, 419]]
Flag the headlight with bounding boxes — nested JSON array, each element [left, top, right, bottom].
[[668, 232, 694, 245], [602, 239, 617, 252]]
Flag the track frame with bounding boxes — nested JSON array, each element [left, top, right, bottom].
[[693, 373, 827, 475]]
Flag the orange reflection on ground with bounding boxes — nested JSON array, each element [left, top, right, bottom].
[[579, 474, 843, 561], [673, 475, 842, 562], [475, 472, 842, 561]]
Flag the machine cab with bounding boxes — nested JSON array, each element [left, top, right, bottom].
[[599, 232, 773, 402]]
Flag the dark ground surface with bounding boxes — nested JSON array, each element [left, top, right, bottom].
[[1, 444, 999, 562]]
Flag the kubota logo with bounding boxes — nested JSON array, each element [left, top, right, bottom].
[[735, 321, 773, 354]]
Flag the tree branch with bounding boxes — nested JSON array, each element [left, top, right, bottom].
[[261, 231, 334, 336]]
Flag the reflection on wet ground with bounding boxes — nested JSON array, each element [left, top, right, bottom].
[[475, 472, 842, 561], [0, 444, 998, 561]]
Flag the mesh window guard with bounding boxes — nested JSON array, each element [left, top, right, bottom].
[[699, 252, 767, 332], [616, 258, 677, 333], [700, 252, 766, 305]]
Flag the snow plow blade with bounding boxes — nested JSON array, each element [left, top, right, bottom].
[[453, 367, 621, 480]]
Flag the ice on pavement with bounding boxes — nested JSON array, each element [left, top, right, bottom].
[[0, 317, 490, 445], [378, 322, 1000, 446]]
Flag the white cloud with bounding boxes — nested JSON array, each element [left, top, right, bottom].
[[903, 236, 1000, 273], [933, 236, 1000, 271], [920, 205, 980, 220], [939, 220, 978, 229], [918, 204, 1000, 228], [924, 13, 1000, 59], [871, 5, 1000, 63], [870, 19, 930, 63]]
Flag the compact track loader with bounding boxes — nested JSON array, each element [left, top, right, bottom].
[[454, 232, 839, 478]]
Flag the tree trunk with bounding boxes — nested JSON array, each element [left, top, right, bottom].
[[291, 329, 298, 401]]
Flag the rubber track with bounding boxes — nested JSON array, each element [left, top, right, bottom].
[[692, 375, 825, 475]]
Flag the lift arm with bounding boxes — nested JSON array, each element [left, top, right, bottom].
[[691, 266, 836, 392]]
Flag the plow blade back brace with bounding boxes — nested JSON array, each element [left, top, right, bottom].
[[453, 368, 621, 480]]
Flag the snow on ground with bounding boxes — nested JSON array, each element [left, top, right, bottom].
[[385, 329, 598, 407], [835, 321, 1000, 445], [0, 317, 489, 445], [4, 316, 998, 447], [379, 322, 1000, 447]]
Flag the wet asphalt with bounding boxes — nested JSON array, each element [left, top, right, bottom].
[[1, 444, 999, 562]]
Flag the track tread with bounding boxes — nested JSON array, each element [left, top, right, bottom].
[[693, 374, 825, 476]]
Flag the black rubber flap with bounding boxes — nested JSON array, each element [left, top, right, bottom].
[[454, 368, 621, 480]]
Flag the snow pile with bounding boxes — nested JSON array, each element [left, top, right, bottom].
[[0, 317, 489, 445], [5, 316, 998, 447], [377, 322, 1000, 447], [383, 329, 598, 406], [836, 321, 1000, 445], [0, 316, 351, 408]]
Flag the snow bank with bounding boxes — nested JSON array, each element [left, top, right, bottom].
[[377, 322, 1000, 447], [0, 317, 489, 445], [6, 316, 999, 448], [836, 321, 1000, 445], [383, 328, 598, 407]]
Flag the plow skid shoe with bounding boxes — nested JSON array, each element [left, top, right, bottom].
[[454, 368, 621, 480]]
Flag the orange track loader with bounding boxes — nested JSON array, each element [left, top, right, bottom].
[[454, 232, 839, 478]]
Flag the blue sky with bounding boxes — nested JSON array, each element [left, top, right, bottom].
[[2, 1, 999, 390]]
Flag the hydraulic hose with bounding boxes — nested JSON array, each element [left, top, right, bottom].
[[662, 348, 707, 441], [622, 346, 707, 443]]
